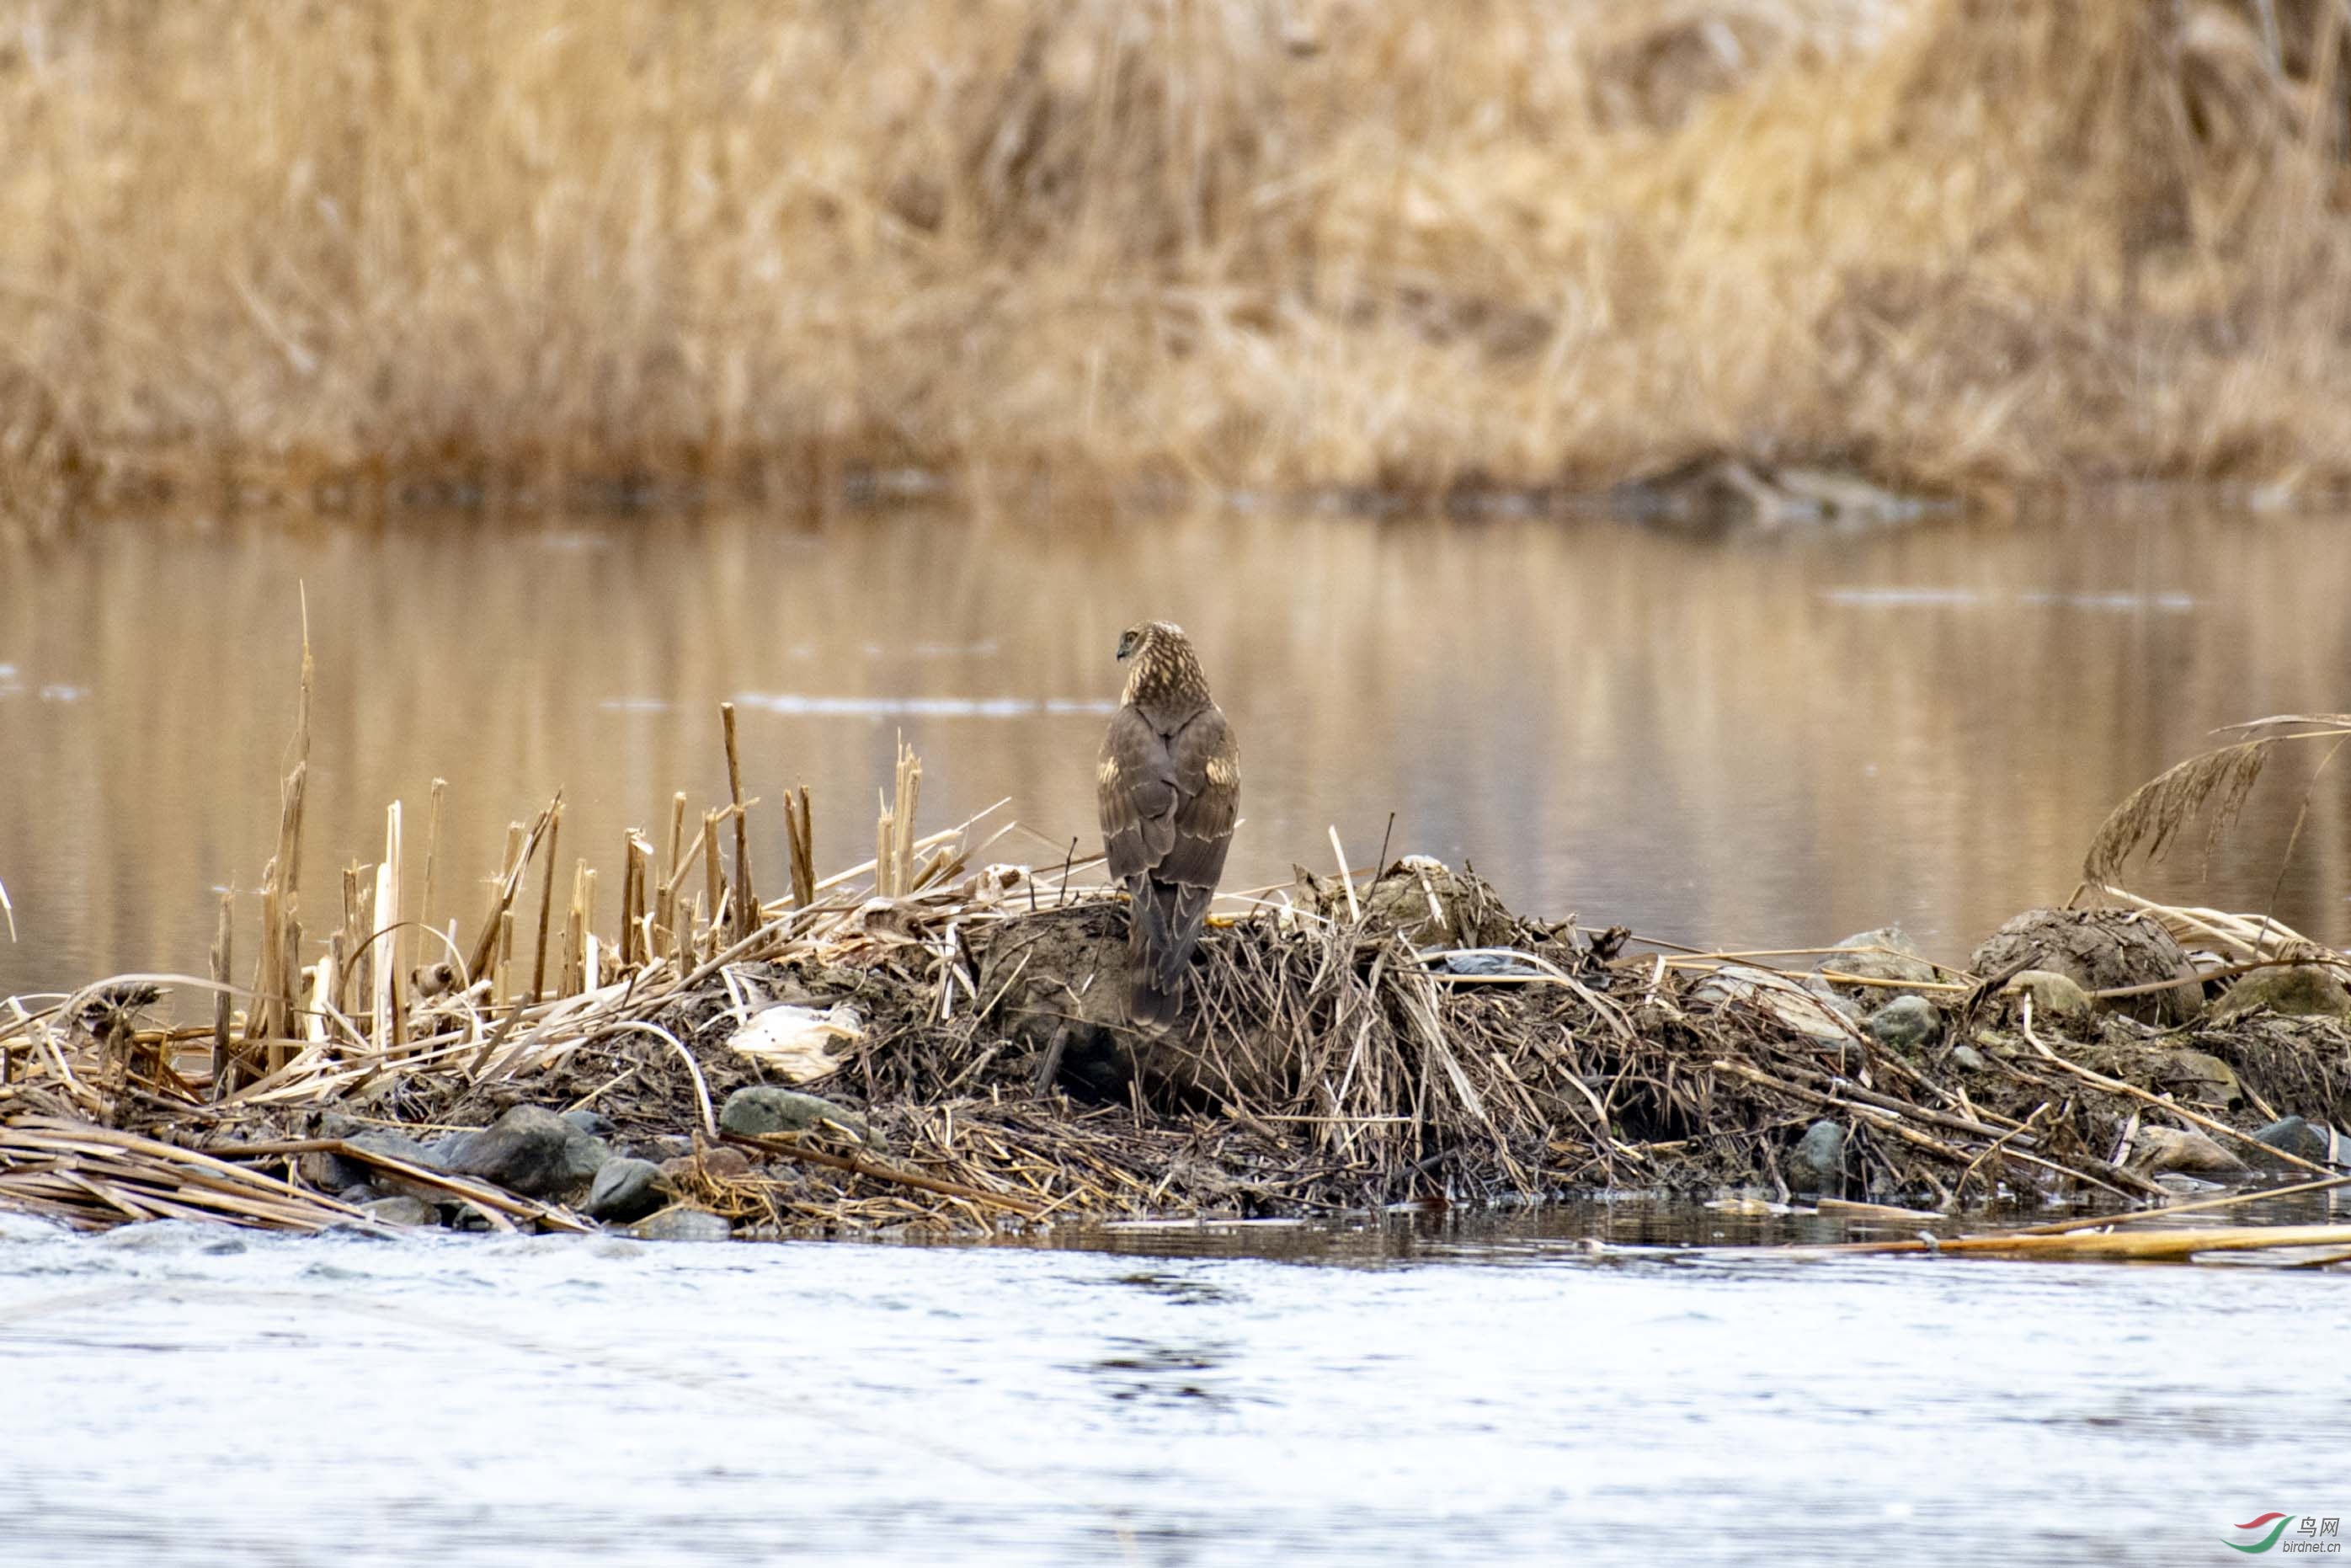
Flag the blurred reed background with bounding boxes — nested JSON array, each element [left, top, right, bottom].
[[3, 0, 2351, 513]]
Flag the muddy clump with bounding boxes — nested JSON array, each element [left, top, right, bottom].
[[1969, 908, 2204, 1026], [1295, 856, 1517, 949]]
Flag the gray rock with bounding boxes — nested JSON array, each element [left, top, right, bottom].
[[442, 1106, 610, 1201], [1784, 1120, 1847, 1196], [1814, 928, 1941, 1000], [330, 1128, 452, 1202], [720, 1087, 872, 1145], [628, 1207, 733, 1243], [1999, 968, 2095, 1021], [1948, 1043, 1993, 1074], [2215, 965, 2351, 1022], [2248, 1116, 2332, 1168], [585, 1158, 669, 1223], [1866, 995, 1943, 1053], [561, 1108, 617, 1138], [360, 1195, 441, 1228]]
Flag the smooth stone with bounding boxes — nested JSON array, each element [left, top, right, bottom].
[[441, 1106, 610, 1200], [2130, 1126, 2247, 1177], [2249, 1116, 2332, 1167], [1784, 1120, 1846, 1195], [628, 1208, 733, 1243], [561, 1108, 617, 1138], [328, 1128, 452, 1202], [1948, 1043, 1992, 1073], [720, 1086, 872, 1145], [2215, 964, 2351, 1021], [360, 1195, 440, 1228], [1814, 927, 1940, 999], [584, 1158, 669, 1223], [1866, 995, 1943, 1053], [2159, 1049, 2244, 1110], [1998, 969, 2095, 1020], [658, 1145, 754, 1185]]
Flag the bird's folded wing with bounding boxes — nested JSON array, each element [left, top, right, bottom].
[[1160, 705, 1239, 889], [1099, 706, 1178, 878]]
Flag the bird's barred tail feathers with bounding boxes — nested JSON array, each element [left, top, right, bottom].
[[1128, 876, 1210, 1025]]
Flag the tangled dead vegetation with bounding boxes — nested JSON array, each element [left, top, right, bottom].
[[4, 695, 2350, 1241]]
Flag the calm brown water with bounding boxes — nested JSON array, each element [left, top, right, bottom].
[[3, 504, 2350, 1000]]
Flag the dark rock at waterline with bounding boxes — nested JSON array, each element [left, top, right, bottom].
[[360, 1196, 441, 1228], [584, 1158, 669, 1223], [441, 1106, 610, 1200], [2214, 964, 2351, 1022], [720, 1086, 872, 1146], [1815, 927, 1941, 1002], [1867, 995, 1943, 1053], [628, 1208, 733, 1243], [2248, 1116, 2332, 1168], [308, 1128, 450, 1202], [1969, 909, 2203, 1026], [1784, 1120, 1846, 1195]]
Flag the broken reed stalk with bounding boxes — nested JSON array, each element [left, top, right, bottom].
[[373, 800, 403, 1052], [660, 792, 688, 957], [786, 783, 816, 909], [209, 893, 234, 1096], [701, 808, 725, 957], [722, 701, 756, 943], [530, 801, 563, 1003], [466, 792, 561, 984], [417, 777, 445, 981], [623, 832, 653, 967], [876, 738, 923, 899], [561, 860, 589, 996]]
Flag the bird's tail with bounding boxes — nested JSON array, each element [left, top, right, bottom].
[[1128, 877, 1208, 1026]]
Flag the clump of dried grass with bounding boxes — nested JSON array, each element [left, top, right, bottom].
[[7, 0, 2351, 514], [2084, 714, 2351, 886]]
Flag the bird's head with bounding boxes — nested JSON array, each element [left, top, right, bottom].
[[1115, 620, 1183, 664], [1115, 621, 1209, 708]]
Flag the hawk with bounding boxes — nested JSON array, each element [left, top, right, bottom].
[[1097, 621, 1239, 1025]]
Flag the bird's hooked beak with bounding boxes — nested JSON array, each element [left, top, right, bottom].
[[1115, 630, 1138, 663]]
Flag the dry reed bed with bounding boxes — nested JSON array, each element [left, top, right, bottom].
[[3, 690, 2350, 1267], [8, 1, 2351, 518]]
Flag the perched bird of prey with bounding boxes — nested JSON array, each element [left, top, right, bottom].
[[1097, 621, 1239, 1025]]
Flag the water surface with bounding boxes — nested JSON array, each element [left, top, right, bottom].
[[3, 504, 2349, 1000], [2, 1209, 2343, 1565]]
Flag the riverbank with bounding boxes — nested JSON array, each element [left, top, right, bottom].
[[8, 2, 2351, 518]]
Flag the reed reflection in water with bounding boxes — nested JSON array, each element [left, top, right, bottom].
[[1, 505, 2348, 1000]]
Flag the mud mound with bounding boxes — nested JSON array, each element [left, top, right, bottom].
[[1970, 908, 2204, 1026]]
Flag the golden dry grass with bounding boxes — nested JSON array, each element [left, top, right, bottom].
[[3, 0, 2350, 509]]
